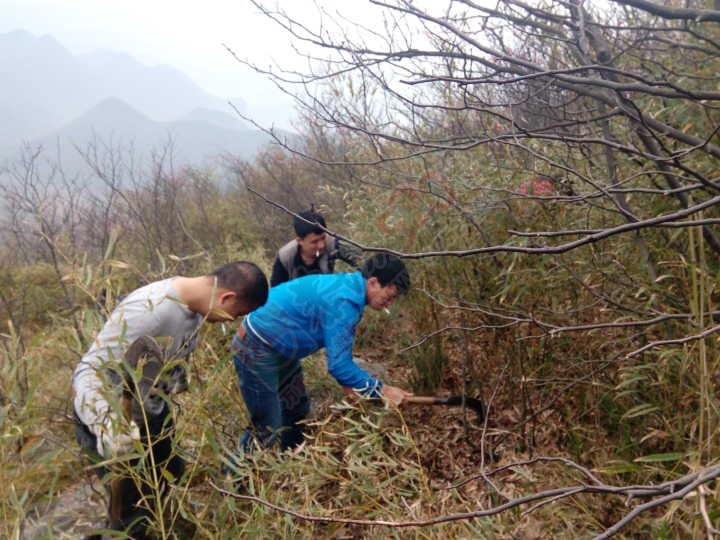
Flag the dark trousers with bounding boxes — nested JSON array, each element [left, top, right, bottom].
[[231, 328, 310, 453], [74, 409, 183, 539]]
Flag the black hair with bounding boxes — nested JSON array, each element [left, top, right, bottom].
[[209, 261, 269, 308], [361, 253, 410, 295], [293, 210, 327, 238]]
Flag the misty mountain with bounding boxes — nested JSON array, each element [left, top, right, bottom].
[[24, 98, 271, 174], [177, 107, 252, 131], [0, 29, 274, 171], [0, 29, 247, 125]]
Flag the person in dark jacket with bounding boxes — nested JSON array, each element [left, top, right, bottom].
[[270, 209, 362, 286]]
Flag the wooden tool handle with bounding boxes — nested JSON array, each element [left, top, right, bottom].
[[403, 396, 440, 405]]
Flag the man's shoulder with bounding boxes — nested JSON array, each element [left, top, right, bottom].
[[313, 269, 361, 283], [280, 271, 362, 294], [110, 279, 190, 324], [319, 271, 365, 300], [277, 239, 299, 258], [122, 278, 177, 303]]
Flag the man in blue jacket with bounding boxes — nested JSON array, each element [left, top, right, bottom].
[[232, 253, 413, 452]]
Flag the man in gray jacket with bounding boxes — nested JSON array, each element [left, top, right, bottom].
[[73, 261, 268, 458], [72, 261, 268, 536], [270, 209, 362, 286]]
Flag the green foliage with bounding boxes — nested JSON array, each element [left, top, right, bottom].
[[0, 262, 69, 329], [5, 2, 720, 536], [198, 401, 484, 539]]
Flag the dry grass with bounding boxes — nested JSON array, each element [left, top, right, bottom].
[[3, 235, 720, 538]]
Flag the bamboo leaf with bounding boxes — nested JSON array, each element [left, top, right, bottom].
[[104, 259, 132, 269], [595, 461, 640, 474], [634, 452, 685, 463], [622, 403, 659, 419], [615, 374, 646, 390]]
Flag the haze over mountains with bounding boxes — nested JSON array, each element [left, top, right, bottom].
[[0, 29, 278, 170]]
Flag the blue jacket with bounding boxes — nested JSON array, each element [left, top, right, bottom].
[[245, 271, 382, 395]]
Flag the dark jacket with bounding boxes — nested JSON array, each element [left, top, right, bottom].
[[270, 236, 362, 286]]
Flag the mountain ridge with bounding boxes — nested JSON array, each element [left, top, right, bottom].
[[0, 29, 276, 172]]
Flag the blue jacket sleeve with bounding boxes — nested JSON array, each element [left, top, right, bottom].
[[323, 303, 382, 397]]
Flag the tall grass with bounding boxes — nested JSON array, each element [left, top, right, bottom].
[[3, 175, 720, 538]]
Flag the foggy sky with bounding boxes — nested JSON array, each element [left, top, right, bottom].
[[0, 0, 300, 128]]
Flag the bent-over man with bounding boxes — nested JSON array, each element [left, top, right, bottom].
[[72, 261, 268, 535], [233, 253, 412, 453]]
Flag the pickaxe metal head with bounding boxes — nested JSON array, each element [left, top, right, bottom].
[[404, 395, 485, 423]]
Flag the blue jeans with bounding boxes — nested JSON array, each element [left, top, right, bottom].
[[232, 328, 310, 452]]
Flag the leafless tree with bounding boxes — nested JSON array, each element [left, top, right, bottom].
[[0, 143, 87, 346], [228, 1, 720, 536], [77, 135, 212, 272]]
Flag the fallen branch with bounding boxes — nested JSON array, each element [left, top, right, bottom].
[[210, 461, 720, 537]]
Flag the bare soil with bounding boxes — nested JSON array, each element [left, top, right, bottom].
[[21, 473, 106, 539]]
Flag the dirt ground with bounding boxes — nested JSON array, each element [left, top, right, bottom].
[[21, 474, 107, 539]]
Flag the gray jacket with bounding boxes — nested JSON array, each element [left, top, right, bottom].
[[271, 236, 362, 286]]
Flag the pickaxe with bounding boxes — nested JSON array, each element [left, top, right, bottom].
[[403, 395, 486, 423]]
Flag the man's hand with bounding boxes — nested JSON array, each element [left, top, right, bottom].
[[96, 416, 141, 457], [381, 384, 413, 406]]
